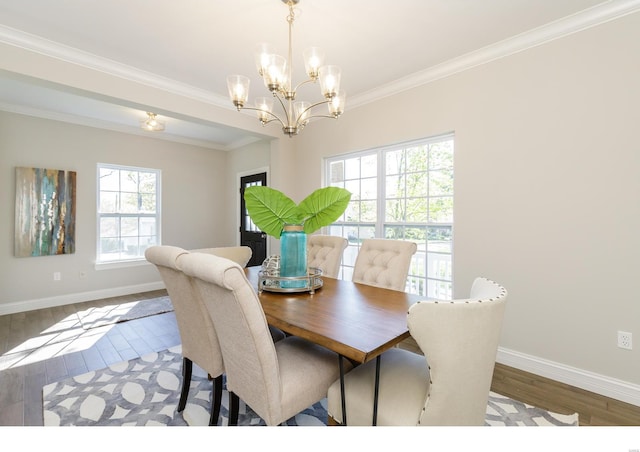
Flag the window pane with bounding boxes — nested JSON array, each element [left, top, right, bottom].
[[406, 172, 428, 197], [361, 154, 377, 178], [360, 200, 377, 222], [140, 217, 157, 236], [385, 150, 403, 175], [429, 142, 454, 169], [361, 177, 377, 200], [406, 146, 428, 172], [345, 180, 360, 199], [428, 226, 452, 253], [429, 197, 453, 223], [120, 171, 138, 192], [120, 193, 139, 213], [140, 193, 156, 213], [345, 201, 360, 222], [139, 172, 156, 193], [100, 217, 118, 237], [385, 199, 404, 222], [330, 161, 344, 184], [429, 169, 453, 196], [386, 174, 405, 198], [345, 158, 360, 179], [99, 168, 119, 191], [121, 217, 139, 237], [99, 192, 118, 213]]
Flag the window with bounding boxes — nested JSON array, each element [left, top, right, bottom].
[[97, 164, 161, 264], [325, 134, 454, 299]]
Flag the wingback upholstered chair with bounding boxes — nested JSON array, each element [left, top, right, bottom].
[[179, 252, 350, 426], [307, 235, 348, 278], [352, 238, 417, 291], [145, 245, 224, 426], [326, 277, 507, 426]]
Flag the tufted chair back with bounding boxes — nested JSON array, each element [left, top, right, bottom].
[[352, 238, 417, 291], [307, 235, 348, 278]]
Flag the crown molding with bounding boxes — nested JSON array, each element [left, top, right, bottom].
[[0, 24, 231, 110], [349, 0, 640, 108]]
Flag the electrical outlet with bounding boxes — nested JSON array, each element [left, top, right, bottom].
[[53, 272, 61, 281], [617, 331, 632, 350]]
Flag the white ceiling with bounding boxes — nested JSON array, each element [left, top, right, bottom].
[[0, 0, 637, 150]]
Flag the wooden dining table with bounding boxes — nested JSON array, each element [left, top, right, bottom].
[[244, 266, 425, 425]]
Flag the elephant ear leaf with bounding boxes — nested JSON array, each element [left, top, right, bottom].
[[298, 187, 351, 235], [244, 186, 301, 238]]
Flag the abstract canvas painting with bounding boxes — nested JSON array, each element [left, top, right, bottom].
[[14, 167, 77, 257]]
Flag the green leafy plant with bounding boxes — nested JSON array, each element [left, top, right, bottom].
[[244, 186, 351, 238]]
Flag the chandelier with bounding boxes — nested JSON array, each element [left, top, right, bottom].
[[227, 0, 345, 137]]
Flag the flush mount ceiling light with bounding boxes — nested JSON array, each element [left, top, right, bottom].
[[227, 0, 345, 137], [141, 112, 165, 132]]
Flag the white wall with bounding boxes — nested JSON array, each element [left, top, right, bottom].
[[290, 12, 640, 389], [0, 112, 232, 311]]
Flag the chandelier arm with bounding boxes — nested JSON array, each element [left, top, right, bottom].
[[291, 77, 318, 94], [237, 106, 287, 129]]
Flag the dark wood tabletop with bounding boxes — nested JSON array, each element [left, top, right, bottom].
[[245, 266, 424, 363]]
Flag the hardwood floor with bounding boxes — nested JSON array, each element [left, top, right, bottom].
[[1, 289, 639, 426], [0, 290, 180, 426]]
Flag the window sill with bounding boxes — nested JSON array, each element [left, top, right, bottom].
[[95, 259, 150, 271]]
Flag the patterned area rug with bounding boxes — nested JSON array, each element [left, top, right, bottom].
[[76, 296, 173, 330], [42, 346, 579, 426]]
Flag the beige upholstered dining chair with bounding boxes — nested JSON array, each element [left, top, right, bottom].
[[179, 252, 350, 426], [189, 246, 252, 268], [145, 245, 225, 426], [146, 245, 284, 426], [351, 238, 418, 351], [352, 238, 417, 291], [307, 234, 348, 278], [326, 277, 508, 426]]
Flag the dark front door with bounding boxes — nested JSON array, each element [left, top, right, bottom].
[[240, 172, 268, 267]]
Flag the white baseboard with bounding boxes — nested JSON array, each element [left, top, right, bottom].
[[0, 281, 166, 316], [497, 347, 640, 407]]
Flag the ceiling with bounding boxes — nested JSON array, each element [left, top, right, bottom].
[[0, 0, 635, 150]]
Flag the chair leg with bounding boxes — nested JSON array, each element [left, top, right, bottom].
[[228, 391, 239, 426], [177, 357, 193, 412], [209, 375, 223, 426]]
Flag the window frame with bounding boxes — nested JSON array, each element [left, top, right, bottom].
[[324, 133, 454, 298], [96, 163, 162, 268]]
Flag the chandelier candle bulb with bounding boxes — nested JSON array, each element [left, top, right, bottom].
[[303, 47, 325, 78], [227, 75, 250, 108], [319, 65, 341, 98]]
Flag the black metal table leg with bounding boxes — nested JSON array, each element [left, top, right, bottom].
[[339, 355, 347, 426], [372, 355, 381, 425]]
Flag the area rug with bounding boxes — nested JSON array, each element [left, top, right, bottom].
[[75, 296, 173, 330], [42, 346, 579, 426]]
